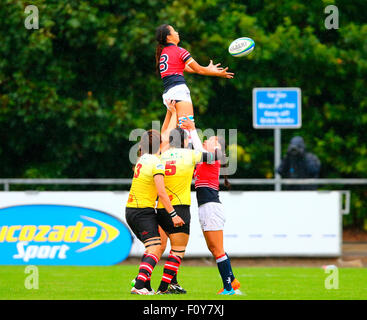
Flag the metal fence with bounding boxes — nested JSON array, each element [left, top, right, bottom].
[[0, 178, 367, 191], [1, 178, 364, 215]]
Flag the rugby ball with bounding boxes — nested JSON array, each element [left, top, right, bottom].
[[228, 37, 255, 57]]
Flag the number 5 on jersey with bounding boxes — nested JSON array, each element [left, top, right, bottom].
[[165, 160, 176, 176]]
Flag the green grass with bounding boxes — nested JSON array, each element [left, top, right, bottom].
[[0, 265, 366, 300]]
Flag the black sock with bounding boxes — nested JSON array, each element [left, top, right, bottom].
[[225, 253, 235, 282], [145, 276, 152, 291], [216, 254, 233, 291], [171, 274, 178, 285]]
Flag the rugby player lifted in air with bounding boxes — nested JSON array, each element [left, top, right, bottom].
[[155, 24, 234, 128]]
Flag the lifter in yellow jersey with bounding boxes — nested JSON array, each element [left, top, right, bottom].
[[155, 123, 222, 294], [126, 107, 184, 295]]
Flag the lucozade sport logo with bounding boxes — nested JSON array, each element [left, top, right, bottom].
[[0, 205, 132, 265]]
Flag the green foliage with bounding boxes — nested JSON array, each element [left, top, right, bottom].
[[1, 0, 367, 226]]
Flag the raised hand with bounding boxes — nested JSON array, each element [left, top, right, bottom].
[[217, 66, 234, 79], [180, 117, 196, 131], [207, 60, 234, 79], [165, 99, 177, 113]]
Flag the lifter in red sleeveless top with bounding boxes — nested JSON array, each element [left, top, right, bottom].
[[181, 117, 241, 295]]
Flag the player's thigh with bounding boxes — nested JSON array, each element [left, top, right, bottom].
[[159, 226, 168, 254], [125, 207, 160, 243], [168, 232, 189, 247], [198, 202, 226, 231], [157, 205, 190, 235], [176, 100, 194, 119]]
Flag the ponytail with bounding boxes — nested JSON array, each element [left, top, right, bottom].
[[155, 24, 171, 74], [155, 44, 164, 74], [132, 146, 142, 174], [217, 136, 231, 190], [223, 175, 231, 190]]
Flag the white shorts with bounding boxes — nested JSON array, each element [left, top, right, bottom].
[[198, 202, 226, 231], [162, 84, 192, 108]]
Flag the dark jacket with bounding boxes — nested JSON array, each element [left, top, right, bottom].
[[277, 136, 321, 190]]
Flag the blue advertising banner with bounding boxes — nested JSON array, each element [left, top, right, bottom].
[[0, 205, 133, 265], [253, 88, 302, 128]]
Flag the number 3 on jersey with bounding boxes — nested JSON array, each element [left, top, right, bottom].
[[134, 163, 142, 178], [165, 160, 176, 176], [159, 54, 169, 73]]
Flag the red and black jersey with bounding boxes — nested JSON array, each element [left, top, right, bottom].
[[159, 44, 192, 92], [194, 160, 221, 206]]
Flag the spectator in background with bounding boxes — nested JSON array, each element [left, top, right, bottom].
[[277, 136, 321, 190]]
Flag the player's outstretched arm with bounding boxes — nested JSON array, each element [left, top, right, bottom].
[[161, 100, 177, 153], [180, 118, 205, 152], [181, 118, 222, 163], [161, 109, 172, 134], [185, 59, 234, 79], [154, 174, 185, 227]]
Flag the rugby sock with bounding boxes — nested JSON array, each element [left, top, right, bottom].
[[135, 253, 159, 290], [134, 274, 152, 290], [145, 275, 152, 291], [216, 254, 233, 291], [158, 253, 182, 292], [137, 253, 153, 291], [171, 273, 178, 285], [178, 115, 194, 127], [225, 253, 235, 282]]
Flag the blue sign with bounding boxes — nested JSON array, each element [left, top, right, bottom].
[[253, 88, 302, 128], [0, 205, 133, 265]]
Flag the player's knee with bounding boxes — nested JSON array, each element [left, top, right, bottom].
[[160, 238, 167, 252], [144, 237, 162, 258], [170, 246, 186, 259], [207, 244, 223, 258], [158, 243, 166, 257]]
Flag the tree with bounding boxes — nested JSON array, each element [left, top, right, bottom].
[[0, 0, 366, 227]]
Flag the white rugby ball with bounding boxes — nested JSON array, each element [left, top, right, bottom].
[[228, 37, 255, 57]]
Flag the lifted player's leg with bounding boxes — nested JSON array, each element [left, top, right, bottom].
[[176, 101, 195, 147]]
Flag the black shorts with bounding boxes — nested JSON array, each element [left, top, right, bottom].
[[156, 205, 190, 235], [125, 207, 160, 242]]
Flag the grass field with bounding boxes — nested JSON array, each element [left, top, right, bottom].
[[0, 265, 366, 300]]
